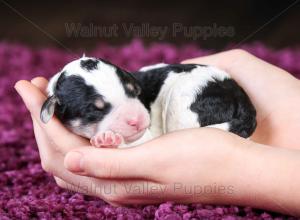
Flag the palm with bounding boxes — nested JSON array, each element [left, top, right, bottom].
[[231, 56, 300, 149], [250, 78, 300, 148]]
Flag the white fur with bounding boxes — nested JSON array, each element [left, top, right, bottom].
[[120, 129, 153, 148], [206, 122, 230, 130], [47, 73, 61, 96], [48, 57, 129, 107]]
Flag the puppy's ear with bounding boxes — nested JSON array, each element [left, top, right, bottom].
[[40, 95, 58, 123]]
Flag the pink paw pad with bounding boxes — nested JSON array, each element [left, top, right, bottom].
[[90, 131, 123, 148]]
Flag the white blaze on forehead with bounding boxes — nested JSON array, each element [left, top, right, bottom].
[[83, 60, 128, 106], [47, 57, 128, 107]]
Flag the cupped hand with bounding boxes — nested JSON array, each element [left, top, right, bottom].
[[14, 49, 300, 214], [15, 77, 254, 206], [15, 78, 125, 205]]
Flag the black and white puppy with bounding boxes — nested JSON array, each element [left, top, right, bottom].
[[40, 56, 256, 148], [136, 63, 257, 140]]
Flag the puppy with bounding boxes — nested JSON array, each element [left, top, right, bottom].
[[41, 57, 256, 148], [41, 57, 150, 147]]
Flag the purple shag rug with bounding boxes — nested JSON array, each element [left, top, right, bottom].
[[0, 40, 300, 220]]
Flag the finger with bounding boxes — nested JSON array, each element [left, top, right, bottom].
[[15, 80, 88, 153], [31, 77, 48, 94], [181, 50, 248, 71], [182, 49, 295, 82], [64, 146, 154, 179], [32, 116, 54, 159], [53, 176, 121, 206], [30, 77, 53, 155], [53, 176, 96, 196], [30, 77, 55, 149], [54, 176, 161, 206]]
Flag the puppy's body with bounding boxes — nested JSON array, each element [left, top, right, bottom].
[[135, 63, 256, 139], [41, 57, 256, 148]]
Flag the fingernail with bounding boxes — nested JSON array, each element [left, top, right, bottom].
[[64, 151, 84, 172]]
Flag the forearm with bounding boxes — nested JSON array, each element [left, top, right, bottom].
[[227, 141, 300, 216]]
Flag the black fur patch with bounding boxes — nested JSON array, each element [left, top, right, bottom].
[[115, 68, 141, 98], [97, 58, 114, 67], [190, 78, 257, 138], [161, 64, 200, 73], [80, 59, 99, 71], [54, 72, 111, 125], [134, 64, 199, 109]]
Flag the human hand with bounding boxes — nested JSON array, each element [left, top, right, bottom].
[[14, 49, 300, 215], [15, 77, 128, 205], [183, 49, 300, 149], [14, 78, 255, 206], [62, 131, 300, 216]]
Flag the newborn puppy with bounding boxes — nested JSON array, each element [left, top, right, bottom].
[[41, 57, 150, 147], [135, 63, 257, 139], [41, 56, 257, 148]]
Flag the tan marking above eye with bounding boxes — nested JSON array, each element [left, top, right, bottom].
[[136, 86, 141, 95], [95, 98, 105, 109], [71, 119, 81, 127], [126, 83, 135, 91]]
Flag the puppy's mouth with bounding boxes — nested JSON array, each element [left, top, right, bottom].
[[123, 128, 147, 143]]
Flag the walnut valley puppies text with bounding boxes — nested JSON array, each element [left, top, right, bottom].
[[62, 181, 235, 198], [65, 23, 235, 40]]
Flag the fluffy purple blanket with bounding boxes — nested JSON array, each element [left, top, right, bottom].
[[0, 40, 299, 219]]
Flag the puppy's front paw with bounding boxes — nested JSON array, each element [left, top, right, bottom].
[[90, 131, 123, 148]]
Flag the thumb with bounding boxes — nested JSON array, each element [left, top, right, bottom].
[[181, 49, 251, 71], [15, 80, 88, 152], [64, 146, 154, 179]]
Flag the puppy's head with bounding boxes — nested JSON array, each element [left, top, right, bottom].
[[41, 57, 150, 143]]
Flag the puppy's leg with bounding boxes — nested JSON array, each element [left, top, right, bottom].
[[164, 94, 200, 133], [90, 131, 123, 148]]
